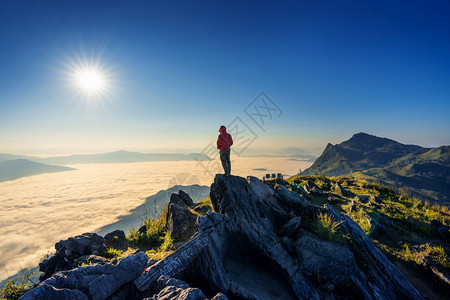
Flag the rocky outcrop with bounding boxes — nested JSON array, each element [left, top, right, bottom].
[[166, 190, 197, 239], [24, 174, 425, 300], [21, 253, 148, 300], [144, 275, 227, 300], [136, 175, 424, 299], [193, 204, 212, 215], [170, 190, 194, 207], [167, 205, 196, 239], [332, 182, 347, 196], [39, 233, 108, 281]]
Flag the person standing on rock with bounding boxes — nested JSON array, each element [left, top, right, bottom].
[[217, 125, 233, 175]]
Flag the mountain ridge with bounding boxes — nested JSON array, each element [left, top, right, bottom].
[[303, 133, 450, 202]]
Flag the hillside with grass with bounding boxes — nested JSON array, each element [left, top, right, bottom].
[[302, 133, 450, 203], [288, 174, 450, 299]]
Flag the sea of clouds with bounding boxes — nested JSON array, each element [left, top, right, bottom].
[[0, 156, 311, 281]]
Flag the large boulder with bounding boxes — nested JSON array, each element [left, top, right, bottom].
[[144, 275, 213, 300], [295, 231, 358, 284], [21, 253, 148, 300], [170, 190, 195, 207], [278, 216, 302, 237], [39, 233, 107, 281], [166, 203, 196, 238]]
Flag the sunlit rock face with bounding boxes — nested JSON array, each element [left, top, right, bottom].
[[137, 174, 424, 300]]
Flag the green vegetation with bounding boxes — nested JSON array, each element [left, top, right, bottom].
[[0, 280, 29, 300], [159, 230, 175, 252], [127, 205, 169, 249], [288, 174, 450, 281], [0, 269, 37, 300], [125, 198, 211, 259], [313, 212, 349, 244], [302, 133, 450, 203], [102, 248, 124, 260]]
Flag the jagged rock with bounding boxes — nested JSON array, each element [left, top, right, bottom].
[[20, 284, 88, 300], [333, 182, 347, 196], [362, 209, 391, 237], [278, 216, 302, 237], [104, 229, 127, 251], [367, 201, 381, 209], [193, 204, 212, 215], [299, 185, 311, 199], [430, 218, 444, 227], [73, 255, 109, 268], [21, 253, 148, 300], [39, 233, 108, 281], [325, 205, 424, 299], [370, 195, 382, 204], [210, 293, 228, 300], [135, 175, 423, 300], [295, 231, 358, 284], [145, 275, 209, 300], [306, 179, 317, 189], [170, 190, 194, 207], [274, 184, 309, 207], [166, 203, 196, 238], [310, 186, 325, 196], [349, 200, 356, 213], [420, 255, 450, 285], [355, 195, 370, 203]]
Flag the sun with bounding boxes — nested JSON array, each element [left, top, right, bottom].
[[63, 53, 115, 100], [76, 69, 104, 92]]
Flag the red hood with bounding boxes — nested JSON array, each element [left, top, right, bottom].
[[219, 126, 226, 133]]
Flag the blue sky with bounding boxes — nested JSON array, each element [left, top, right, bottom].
[[1, 0, 449, 155]]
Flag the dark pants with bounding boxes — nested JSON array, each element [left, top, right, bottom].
[[219, 149, 231, 175]]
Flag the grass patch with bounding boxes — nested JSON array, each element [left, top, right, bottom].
[[127, 205, 168, 249], [101, 248, 124, 260], [0, 280, 29, 300], [313, 212, 349, 244]]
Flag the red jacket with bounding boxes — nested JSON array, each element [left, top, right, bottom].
[[217, 126, 233, 151]]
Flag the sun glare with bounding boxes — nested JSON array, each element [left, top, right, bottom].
[[76, 70, 104, 92], [65, 55, 114, 100]]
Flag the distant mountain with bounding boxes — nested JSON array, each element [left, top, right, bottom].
[[0, 153, 31, 162], [275, 147, 312, 156], [302, 133, 450, 202], [39, 150, 211, 165], [0, 159, 76, 182], [240, 147, 316, 160], [0, 150, 211, 165]]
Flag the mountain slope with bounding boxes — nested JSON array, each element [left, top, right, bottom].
[[0, 159, 75, 182], [303, 133, 449, 202]]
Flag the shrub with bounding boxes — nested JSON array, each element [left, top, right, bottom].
[[314, 212, 348, 244], [127, 205, 168, 248], [159, 231, 175, 252], [349, 209, 371, 235], [102, 248, 124, 260], [0, 280, 29, 300]]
